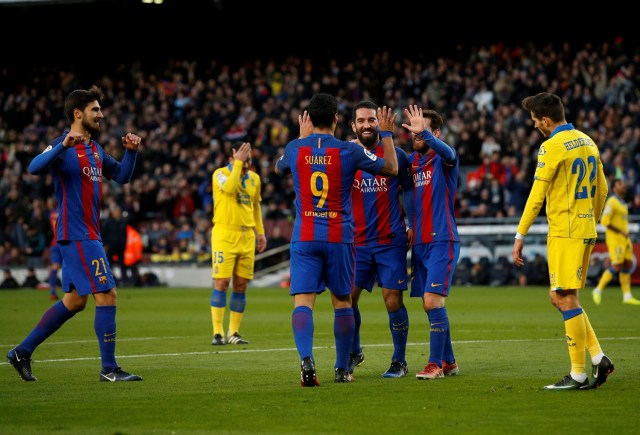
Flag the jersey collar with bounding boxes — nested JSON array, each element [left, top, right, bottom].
[[549, 123, 574, 138], [226, 163, 250, 188]]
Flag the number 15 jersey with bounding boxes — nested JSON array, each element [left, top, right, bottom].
[[276, 133, 384, 243], [533, 124, 608, 239]]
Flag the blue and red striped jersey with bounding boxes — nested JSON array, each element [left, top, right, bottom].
[[352, 145, 412, 247], [409, 149, 459, 244], [276, 133, 384, 243], [29, 134, 137, 242]]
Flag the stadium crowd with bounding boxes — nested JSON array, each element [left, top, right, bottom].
[[1, 38, 639, 284]]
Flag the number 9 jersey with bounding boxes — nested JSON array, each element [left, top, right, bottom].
[[276, 134, 384, 243], [530, 124, 608, 239]]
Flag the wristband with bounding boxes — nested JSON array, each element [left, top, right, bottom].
[[379, 131, 393, 139], [515, 232, 525, 240]]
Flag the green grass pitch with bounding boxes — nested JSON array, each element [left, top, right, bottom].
[[1, 285, 638, 434]]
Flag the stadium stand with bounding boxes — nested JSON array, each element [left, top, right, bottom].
[[1, 26, 639, 286]]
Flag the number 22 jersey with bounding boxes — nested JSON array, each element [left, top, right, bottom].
[[532, 123, 608, 239]]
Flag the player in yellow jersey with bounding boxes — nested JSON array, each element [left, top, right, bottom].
[[210, 142, 267, 345], [592, 178, 640, 305], [512, 92, 614, 390]]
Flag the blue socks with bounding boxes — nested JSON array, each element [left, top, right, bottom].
[[292, 306, 314, 360], [210, 289, 226, 308], [427, 307, 449, 366], [389, 305, 409, 363], [334, 307, 355, 370], [18, 301, 75, 355], [49, 270, 58, 295], [95, 306, 117, 373], [230, 292, 246, 313], [351, 304, 362, 353]]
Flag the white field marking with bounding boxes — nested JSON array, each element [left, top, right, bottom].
[[1, 336, 637, 366]]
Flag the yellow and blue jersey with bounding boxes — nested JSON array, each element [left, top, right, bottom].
[[601, 193, 630, 262], [212, 160, 264, 235], [601, 194, 628, 237], [518, 124, 608, 238]]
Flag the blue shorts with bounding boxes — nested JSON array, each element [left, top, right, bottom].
[[59, 240, 116, 295], [50, 244, 62, 265], [410, 241, 460, 298], [289, 241, 355, 296], [355, 244, 408, 292]]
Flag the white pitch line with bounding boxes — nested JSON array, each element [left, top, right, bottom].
[[1, 336, 637, 366]]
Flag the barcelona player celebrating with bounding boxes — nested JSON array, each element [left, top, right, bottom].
[[275, 93, 398, 386], [348, 100, 414, 378], [7, 86, 142, 383], [403, 106, 461, 381]]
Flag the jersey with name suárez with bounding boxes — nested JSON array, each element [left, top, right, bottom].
[[277, 134, 384, 243]]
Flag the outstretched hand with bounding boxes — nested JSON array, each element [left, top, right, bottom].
[[122, 132, 142, 151], [377, 106, 397, 132], [401, 105, 425, 134]]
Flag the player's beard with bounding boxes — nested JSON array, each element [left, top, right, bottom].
[[357, 129, 378, 149], [83, 118, 101, 137], [413, 141, 429, 154]]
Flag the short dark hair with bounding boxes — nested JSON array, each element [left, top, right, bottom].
[[521, 92, 565, 123], [352, 100, 378, 123], [613, 177, 626, 185], [308, 93, 338, 129], [423, 109, 444, 131], [64, 85, 104, 124]]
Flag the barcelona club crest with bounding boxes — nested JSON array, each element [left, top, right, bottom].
[[94, 152, 100, 162]]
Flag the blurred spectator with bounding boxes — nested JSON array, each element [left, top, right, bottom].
[[21, 267, 40, 288], [527, 253, 549, 286], [24, 226, 46, 268], [124, 224, 143, 286], [102, 205, 127, 284], [1, 37, 640, 274], [1, 268, 20, 289]]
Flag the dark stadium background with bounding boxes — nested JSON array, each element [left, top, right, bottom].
[[1, 0, 635, 65]]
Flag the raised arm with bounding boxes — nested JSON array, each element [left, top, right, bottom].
[[402, 105, 456, 163], [221, 142, 251, 194], [377, 106, 398, 176], [28, 132, 85, 174], [109, 133, 141, 184]]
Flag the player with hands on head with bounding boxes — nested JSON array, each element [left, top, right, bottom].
[[210, 141, 266, 346]]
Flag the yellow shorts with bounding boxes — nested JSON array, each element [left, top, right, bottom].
[[211, 224, 256, 280], [547, 236, 595, 290], [606, 234, 632, 265]]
